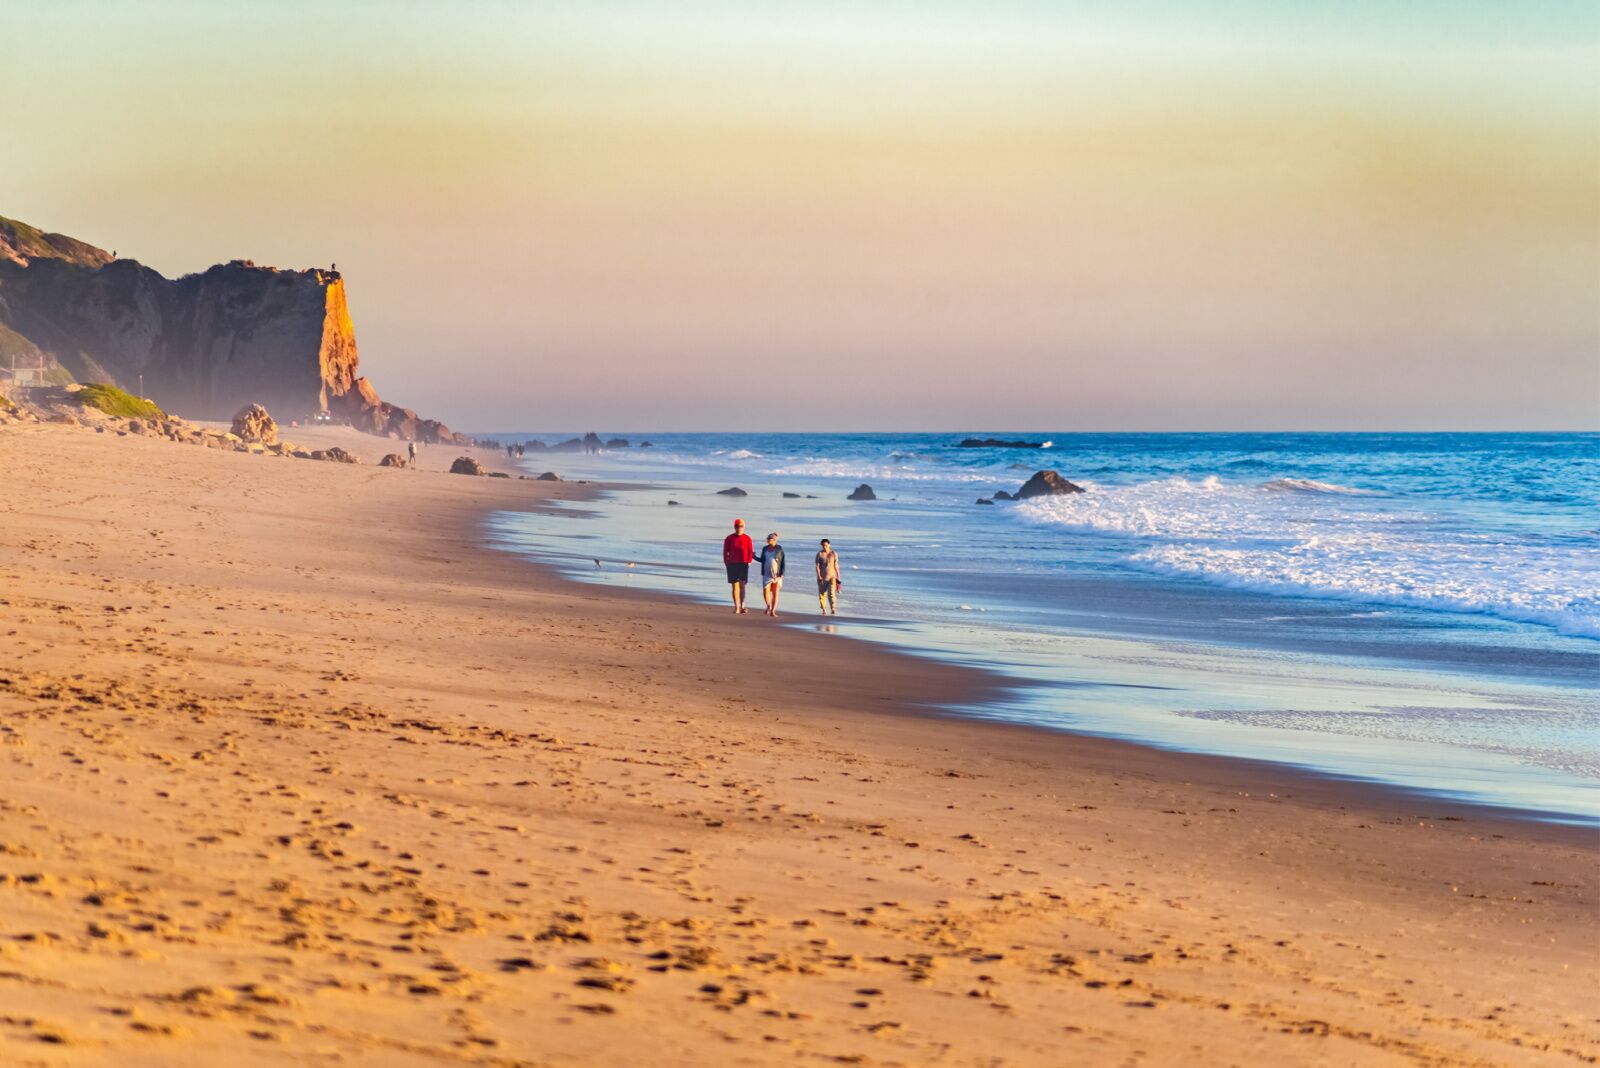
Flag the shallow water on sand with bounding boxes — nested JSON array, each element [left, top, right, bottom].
[[485, 432, 1599, 822]]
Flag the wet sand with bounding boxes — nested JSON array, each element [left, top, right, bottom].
[[1, 418, 1594, 1066]]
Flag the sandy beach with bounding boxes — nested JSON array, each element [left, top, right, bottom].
[[1, 417, 1595, 1067]]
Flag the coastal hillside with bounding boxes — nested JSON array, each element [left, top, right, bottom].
[[0, 216, 115, 270], [0, 214, 461, 441]]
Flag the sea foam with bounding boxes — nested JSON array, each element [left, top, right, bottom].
[[1014, 476, 1600, 638]]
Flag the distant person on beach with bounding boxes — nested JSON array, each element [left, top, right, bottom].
[[407, 440, 417, 465], [815, 538, 841, 615], [756, 532, 786, 616], [722, 519, 754, 614]]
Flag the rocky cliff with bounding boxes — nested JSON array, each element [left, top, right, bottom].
[[0, 215, 460, 441]]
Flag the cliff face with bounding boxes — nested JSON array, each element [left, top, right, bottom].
[[0, 215, 458, 440]]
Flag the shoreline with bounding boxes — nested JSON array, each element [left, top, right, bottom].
[[2, 418, 1594, 1065], [481, 474, 1600, 832]]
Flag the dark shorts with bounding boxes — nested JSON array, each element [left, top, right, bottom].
[[725, 561, 749, 584]]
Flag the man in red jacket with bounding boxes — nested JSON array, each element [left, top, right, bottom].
[[722, 518, 754, 615]]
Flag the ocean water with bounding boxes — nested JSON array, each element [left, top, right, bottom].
[[484, 432, 1600, 821]]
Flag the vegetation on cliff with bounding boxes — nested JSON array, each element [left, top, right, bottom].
[[75, 383, 165, 420], [0, 215, 114, 269], [0, 320, 43, 362]]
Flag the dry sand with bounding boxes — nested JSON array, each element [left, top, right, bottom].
[[0, 418, 1595, 1067]]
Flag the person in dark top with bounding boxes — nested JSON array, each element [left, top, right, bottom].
[[722, 519, 754, 614], [756, 531, 786, 616]]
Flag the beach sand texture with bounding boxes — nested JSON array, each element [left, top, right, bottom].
[[1, 419, 1595, 1066]]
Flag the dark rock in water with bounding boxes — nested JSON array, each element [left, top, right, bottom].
[[523, 440, 547, 451], [640, 441, 654, 448], [667, 500, 681, 506], [1007, 462, 1032, 470], [542, 433, 606, 453], [717, 487, 748, 497], [806, 494, 817, 499], [323, 446, 358, 464], [378, 453, 407, 468], [992, 490, 1014, 500], [1016, 469, 1084, 498], [959, 438, 1045, 449], [976, 497, 994, 505], [782, 492, 801, 499], [847, 484, 877, 501], [450, 456, 487, 476], [605, 438, 630, 448]]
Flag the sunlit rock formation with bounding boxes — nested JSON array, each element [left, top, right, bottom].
[[0, 215, 462, 441]]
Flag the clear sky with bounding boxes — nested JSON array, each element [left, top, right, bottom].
[[4, 0, 1596, 430]]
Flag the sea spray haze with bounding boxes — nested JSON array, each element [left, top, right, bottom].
[[489, 430, 1599, 819]]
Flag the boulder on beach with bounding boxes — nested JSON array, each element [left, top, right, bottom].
[[1016, 469, 1084, 498], [782, 492, 801, 499], [667, 500, 681, 506], [231, 403, 278, 444], [847, 484, 877, 501], [536, 471, 561, 481], [378, 453, 407, 468], [450, 456, 487, 476], [717, 487, 748, 497], [323, 446, 359, 464], [489, 471, 511, 478]]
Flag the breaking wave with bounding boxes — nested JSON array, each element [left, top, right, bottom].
[[1013, 476, 1600, 638], [762, 458, 996, 482], [1260, 477, 1381, 495]]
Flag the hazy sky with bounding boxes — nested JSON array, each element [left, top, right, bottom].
[[5, 1, 1597, 430]]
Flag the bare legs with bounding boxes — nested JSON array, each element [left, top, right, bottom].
[[730, 580, 747, 614], [764, 580, 782, 616]]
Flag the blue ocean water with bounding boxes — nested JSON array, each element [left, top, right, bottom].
[[485, 432, 1599, 820]]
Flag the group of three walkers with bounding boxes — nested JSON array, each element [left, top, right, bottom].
[[721, 518, 842, 617]]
